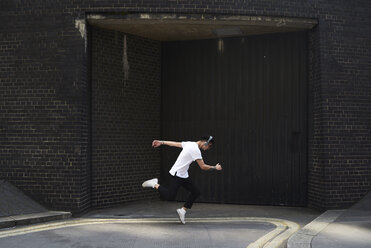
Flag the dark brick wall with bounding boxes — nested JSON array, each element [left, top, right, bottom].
[[307, 25, 323, 209], [1, 1, 370, 212], [306, 5, 371, 209], [91, 27, 161, 207], [0, 9, 90, 213]]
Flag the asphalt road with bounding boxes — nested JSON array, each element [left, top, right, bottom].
[[0, 220, 276, 248], [0, 201, 320, 248]]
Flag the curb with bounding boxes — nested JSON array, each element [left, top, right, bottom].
[[287, 210, 345, 248], [0, 211, 72, 229], [247, 218, 300, 248]]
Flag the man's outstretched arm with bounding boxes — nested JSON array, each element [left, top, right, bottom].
[[196, 159, 222, 171], [152, 140, 182, 148]]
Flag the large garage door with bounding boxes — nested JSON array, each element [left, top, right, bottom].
[[161, 31, 307, 206]]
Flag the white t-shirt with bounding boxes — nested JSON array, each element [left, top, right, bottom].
[[169, 141, 202, 178]]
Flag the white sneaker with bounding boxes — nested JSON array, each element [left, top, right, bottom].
[[142, 178, 158, 188], [176, 208, 186, 224]]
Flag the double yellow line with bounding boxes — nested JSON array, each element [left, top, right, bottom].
[[0, 217, 299, 248]]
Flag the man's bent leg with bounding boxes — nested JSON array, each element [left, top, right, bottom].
[[157, 175, 182, 201], [182, 178, 200, 209]]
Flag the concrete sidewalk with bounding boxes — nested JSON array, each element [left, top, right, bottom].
[[0, 180, 47, 217], [0, 211, 72, 229], [288, 191, 371, 248], [0, 180, 71, 229]]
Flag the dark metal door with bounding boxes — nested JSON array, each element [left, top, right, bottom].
[[161, 32, 307, 206]]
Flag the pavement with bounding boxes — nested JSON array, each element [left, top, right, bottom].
[[0, 180, 71, 229], [288, 191, 371, 248], [0, 199, 319, 248], [0, 179, 370, 247], [0, 180, 47, 217]]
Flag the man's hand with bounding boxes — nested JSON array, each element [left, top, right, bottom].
[[152, 140, 182, 148], [215, 163, 222, 171], [152, 140, 162, 148]]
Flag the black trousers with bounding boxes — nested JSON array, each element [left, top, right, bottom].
[[158, 174, 200, 209]]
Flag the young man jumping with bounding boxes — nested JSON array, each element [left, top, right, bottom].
[[142, 136, 222, 224]]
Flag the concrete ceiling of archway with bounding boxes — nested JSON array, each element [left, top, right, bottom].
[[87, 13, 317, 41]]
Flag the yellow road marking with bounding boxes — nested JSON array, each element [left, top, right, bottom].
[[0, 217, 299, 248]]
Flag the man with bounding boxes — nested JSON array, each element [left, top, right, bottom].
[[142, 136, 222, 224]]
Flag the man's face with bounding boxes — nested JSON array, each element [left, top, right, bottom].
[[201, 143, 212, 151]]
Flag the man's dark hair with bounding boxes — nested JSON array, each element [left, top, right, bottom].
[[201, 136, 215, 146]]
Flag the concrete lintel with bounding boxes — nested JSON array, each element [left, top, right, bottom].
[[87, 13, 317, 29], [87, 13, 317, 41]]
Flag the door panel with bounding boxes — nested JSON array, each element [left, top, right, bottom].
[[161, 32, 307, 206]]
